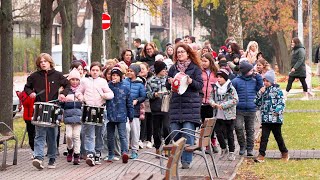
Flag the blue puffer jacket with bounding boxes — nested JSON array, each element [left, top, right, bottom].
[[166, 62, 203, 125], [61, 101, 82, 124], [106, 82, 134, 123], [123, 77, 146, 117], [231, 73, 263, 112]]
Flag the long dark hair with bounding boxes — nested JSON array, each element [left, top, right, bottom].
[[201, 52, 218, 74], [120, 49, 134, 62], [292, 37, 302, 47]]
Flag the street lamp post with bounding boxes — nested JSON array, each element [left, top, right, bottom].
[[169, 0, 172, 43], [298, 0, 303, 42], [191, 0, 194, 36]]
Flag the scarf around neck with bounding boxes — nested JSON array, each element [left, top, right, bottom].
[[176, 59, 192, 73]]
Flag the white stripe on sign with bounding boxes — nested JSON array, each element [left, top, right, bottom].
[[102, 20, 110, 23]]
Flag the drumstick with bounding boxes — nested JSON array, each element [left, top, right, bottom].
[[48, 99, 59, 103], [96, 88, 103, 97], [36, 89, 45, 97]]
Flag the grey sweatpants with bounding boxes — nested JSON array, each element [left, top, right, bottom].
[[126, 117, 140, 153]]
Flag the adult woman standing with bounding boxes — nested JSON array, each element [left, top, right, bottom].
[[166, 43, 203, 169], [140, 42, 158, 67], [285, 37, 308, 100], [120, 49, 135, 67]]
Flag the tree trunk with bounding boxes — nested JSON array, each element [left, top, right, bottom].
[[40, 0, 54, 54], [89, 0, 104, 63], [74, 0, 92, 44], [59, 0, 75, 73], [0, 0, 13, 133], [270, 31, 290, 74], [225, 0, 243, 48], [106, 0, 126, 59]]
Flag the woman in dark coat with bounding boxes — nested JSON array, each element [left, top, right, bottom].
[[285, 37, 308, 100], [166, 43, 203, 169]]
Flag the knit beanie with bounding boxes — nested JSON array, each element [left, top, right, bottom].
[[263, 70, 275, 84], [154, 61, 167, 75], [239, 61, 253, 75], [68, 68, 81, 80], [218, 60, 228, 67], [217, 68, 229, 81], [129, 63, 141, 76], [111, 67, 123, 79]]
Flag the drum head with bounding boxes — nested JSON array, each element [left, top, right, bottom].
[[178, 75, 188, 95]]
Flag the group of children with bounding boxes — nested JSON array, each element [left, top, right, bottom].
[[22, 39, 291, 170]]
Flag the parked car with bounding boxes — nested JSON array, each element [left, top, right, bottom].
[[13, 89, 20, 117]]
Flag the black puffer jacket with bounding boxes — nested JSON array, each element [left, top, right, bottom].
[[24, 69, 70, 102], [166, 62, 203, 125]]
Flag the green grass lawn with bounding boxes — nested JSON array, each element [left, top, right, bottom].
[[237, 93, 320, 179]]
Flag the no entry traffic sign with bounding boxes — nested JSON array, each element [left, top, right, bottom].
[[102, 13, 111, 30]]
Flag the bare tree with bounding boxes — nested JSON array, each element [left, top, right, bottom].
[[0, 0, 13, 133], [74, 0, 92, 44], [225, 0, 243, 48]]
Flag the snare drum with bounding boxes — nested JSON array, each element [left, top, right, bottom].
[[172, 72, 189, 95], [81, 105, 105, 126], [32, 102, 61, 127]]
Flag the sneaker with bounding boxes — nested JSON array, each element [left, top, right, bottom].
[[254, 154, 265, 163], [122, 153, 129, 164], [213, 146, 219, 154], [95, 155, 102, 165], [67, 148, 74, 162], [145, 141, 153, 149], [220, 149, 228, 160], [138, 140, 144, 149], [32, 159, 44, 170], [106, 155, 120, 162], [86, 154, 95, 166], [239, 147, 246, 155], [73, 154, 80, 165], [247, 149, 254, 156], [281, 152, 290, 161], [47, 158, 56, 169], [227, 152, 236, 161], [130, 152, 138, 159], [181, 162, 190, 169]]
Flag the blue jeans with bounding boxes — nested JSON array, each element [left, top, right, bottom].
[[82, 124, 104, 155], [34, 126, 58, 160], [170, 122, 195, 164], [107, 122, 128, 156]]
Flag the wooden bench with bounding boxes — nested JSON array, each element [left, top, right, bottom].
[[120, 137, 187, 180], [0, 122, 18, 170]]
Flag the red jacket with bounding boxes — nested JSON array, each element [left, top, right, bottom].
[[17, 91, 35, 121], [201, 70, 217, 104]]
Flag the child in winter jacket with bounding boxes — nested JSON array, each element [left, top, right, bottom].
[[60, 68, 83, 165], [254, 70, 289, 163], [200, 52, 219, 153], [123, 63, 146, 159], [76, 62, 114, 166], [146, 61, 171, 154], [209, 69, 239, 161], [17, 90, 35, 154], [105, 67, 133, 163]]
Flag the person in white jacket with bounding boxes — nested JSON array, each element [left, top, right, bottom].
[[76, 62, 114, 166]]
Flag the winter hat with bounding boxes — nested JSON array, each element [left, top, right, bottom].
[[263, 70, 275, 84], [111, 67, 123, 79], [217, 68, 229, 81], [220, 46, 228, 52], [154, 61, 167, 75], [129, 63, 141, 76], [239, 61, 253, 75], [68, 68, 81, 80], [155, 54, 165, 61], [218, 60, 228, 67]]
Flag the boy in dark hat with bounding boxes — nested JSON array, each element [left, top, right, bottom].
[[123, 63, 146, 159], [105, 67, 134, 163], [146, 61, 171, 155], [209, 69, 238, 161], [231, 61, 263, 156]]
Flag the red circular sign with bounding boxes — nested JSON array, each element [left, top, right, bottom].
[[102, 13, 111, 30]]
